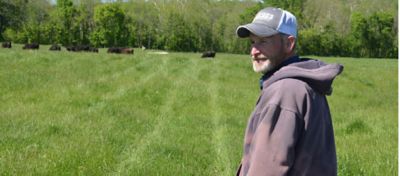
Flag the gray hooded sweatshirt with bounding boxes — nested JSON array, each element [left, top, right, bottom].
[[237, 58, 343, 176]]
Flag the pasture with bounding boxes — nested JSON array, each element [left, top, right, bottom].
[[0, 45, 397, 175]]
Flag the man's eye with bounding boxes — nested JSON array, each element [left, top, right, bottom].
[[261, 40, 272, 44]]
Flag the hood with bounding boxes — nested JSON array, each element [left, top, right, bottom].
[[263, 59, 344, 95]]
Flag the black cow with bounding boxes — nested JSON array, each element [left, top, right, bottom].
[[66, 45, 98, 52], [66, 45, 88, 51], [2, 42, 11, 48], [107, 47, 134, 54], [23, 43, 39, 50], [49, 44, 61, 51], [66, 46, 78, 51], [201, 51, 216, 58]]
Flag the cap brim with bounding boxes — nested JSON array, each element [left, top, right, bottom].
[[236, 23, 279, 38]]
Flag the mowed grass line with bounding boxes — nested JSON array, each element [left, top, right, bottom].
[[125, 55, 219, 175], [208, 58, 234, 175], [115, 55, 180, 174], [78, 53, 159, 115]]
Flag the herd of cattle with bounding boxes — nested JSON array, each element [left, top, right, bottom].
[[1, 41, 216, 58], [2, 41, 134, 54]]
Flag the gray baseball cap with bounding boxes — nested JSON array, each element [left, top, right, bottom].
[[236, 7, 297, 38]]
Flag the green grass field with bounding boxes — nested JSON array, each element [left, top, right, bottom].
[[0, 45, 397, 175]]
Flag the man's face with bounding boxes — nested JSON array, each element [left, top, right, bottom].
[[249, 34, 286, 74]]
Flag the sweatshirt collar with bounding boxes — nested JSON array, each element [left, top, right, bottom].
[[259, 55, 300, 90]]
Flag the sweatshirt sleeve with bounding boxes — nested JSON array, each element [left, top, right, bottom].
[[246, 104, 302, 176]]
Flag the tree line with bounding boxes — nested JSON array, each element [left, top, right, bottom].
[[0, 0, 397, 58]]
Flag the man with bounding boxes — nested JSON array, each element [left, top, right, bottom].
[[235, 7, 343, 176]]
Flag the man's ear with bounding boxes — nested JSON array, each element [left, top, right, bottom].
[[286, 36, 296, 52]]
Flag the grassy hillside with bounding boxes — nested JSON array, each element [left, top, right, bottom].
[[0, 45, 397, 175]]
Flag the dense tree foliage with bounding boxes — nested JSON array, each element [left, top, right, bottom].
[[0, 0, 28, 41], [0, 0, 397, 58], [91, 3, 129, 47]]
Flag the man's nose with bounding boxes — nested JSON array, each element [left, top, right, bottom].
[[251, 46, 260, 57]]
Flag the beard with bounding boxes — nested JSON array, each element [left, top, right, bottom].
[[253, 59, 274, 74]]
